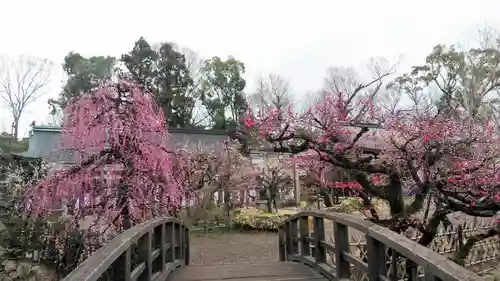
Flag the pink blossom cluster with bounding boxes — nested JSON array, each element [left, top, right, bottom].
[[26, 81, 184, 228], [239, 88, 500, 215]]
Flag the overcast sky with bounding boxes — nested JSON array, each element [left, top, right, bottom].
[[1, 0, 500, 138]]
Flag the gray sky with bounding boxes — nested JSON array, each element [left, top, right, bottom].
[[1, 0, 500, 138]]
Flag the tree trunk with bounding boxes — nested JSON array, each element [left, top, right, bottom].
[[12, 119, 19, 142], [118, 183, 131, 230], [387, 180, 405, 216], [319, 189, 333, 207], [266, 187, 273, 213]]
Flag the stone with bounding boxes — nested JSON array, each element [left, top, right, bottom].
[[0, 274, 13, 281], [7, 271, 17, 279], [17, 261, 33, 279], [3, 261, 16, 274]]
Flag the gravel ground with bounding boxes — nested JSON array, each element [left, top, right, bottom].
[[189, 231, 279, 265], [186, 202, 499, 266]]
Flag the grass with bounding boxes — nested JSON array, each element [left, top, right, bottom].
[[236, 207, 298, 216], [190, 223, 228, 232], [190, 225, 231, 236]]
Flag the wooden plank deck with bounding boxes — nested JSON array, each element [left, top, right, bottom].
[[167, 262, 327, 281]]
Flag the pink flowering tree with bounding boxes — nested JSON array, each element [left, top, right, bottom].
[[26, 81, 184, 232], [232, 63, 500, 265], [233, 71, 390, 219], [254, 155, 293, 212], [295, 153, 363, 206], [382, 109, 500, 253], [174, 141, 258, 212]]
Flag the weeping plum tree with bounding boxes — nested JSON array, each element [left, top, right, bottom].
[[26, 80, 184, 231]]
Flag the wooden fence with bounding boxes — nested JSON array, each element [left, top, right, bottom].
[[335, 219, 500, 277], [180, 188, 297, 207]]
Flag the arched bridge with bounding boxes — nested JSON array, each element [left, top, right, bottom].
[[62, 211, 480, 281]]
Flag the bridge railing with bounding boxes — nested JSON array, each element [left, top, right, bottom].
[[279, 211, 480, 281], [62, 217, 189, 281]]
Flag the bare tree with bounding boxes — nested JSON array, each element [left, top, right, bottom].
[[297, 90, 319, 113], [0, 55, 52, 140], [181, 47, 210, 127], [250, 73, 293, 117], [323, 66, 361, 95], [476, 23, 500, 49], [322, 60, 397, 120]]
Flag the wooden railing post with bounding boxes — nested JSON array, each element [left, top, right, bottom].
[[367, 235, 386, 281], [124, 248, 132, 281], [152, 224, 165, 274], [289, 219, 299, 255], [278, 226, 286, 261], [389, 249, 398, 280], [166, 221, 174, 263], [112, 247, 132, 281], [160, 223, 167, 271], [313, 216, 326, 263], [299, 216, 310, 257], [138, 231, 153, 281], [184, 227, 190, 265], [177, 223, 184, 261], [334, 221, 350, 280], [173, 222, 180, 260]]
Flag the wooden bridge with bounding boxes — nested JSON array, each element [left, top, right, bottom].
[[61, 211, 481, 281]]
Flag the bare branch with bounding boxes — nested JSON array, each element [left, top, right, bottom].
[[0, 55, 53, 139], [249, 73, 293, 117], [476, 23, 500, 49], [183, 48, 214, 128]]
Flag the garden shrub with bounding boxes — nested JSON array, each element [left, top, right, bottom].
[[483, 272, 500, 281], [234, 213, 285, 231], [0, 160, 109, 279], [233, 208, 298, 231], [322, 197, 386, 214], [0, 260, 46, 281], [233, 196, 388, 231], [0, 206, 107, 279]]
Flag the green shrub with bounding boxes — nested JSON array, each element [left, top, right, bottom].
[[233, 208, 296, 231], [0, 213, 107, 279], [324, 197, 387, 214], [0, 160, 108, 279], [0, 260, 52, 281], [234, 213, 285, 231]]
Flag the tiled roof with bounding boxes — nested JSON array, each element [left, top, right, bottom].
[[19, 124, 386, 164], [19, 126, 230, 164], [356, 127, 390, 150]]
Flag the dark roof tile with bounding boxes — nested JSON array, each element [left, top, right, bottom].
[[23, 127, 229, 164]]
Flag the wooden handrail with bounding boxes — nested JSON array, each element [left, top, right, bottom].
[[279, 211, 481, 281], [62, 217, 189, 281]]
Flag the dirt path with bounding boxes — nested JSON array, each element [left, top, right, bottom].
[[187, 203, 497, 266], [189, 231, 279, 265]]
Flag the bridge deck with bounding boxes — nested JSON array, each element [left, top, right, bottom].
[[167, 262, 327, 281]]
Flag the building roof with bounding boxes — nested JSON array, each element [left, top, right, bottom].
[[20, 123, 386, 165], [19, 126, 230, 164], [356, 127, 389, 151]]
